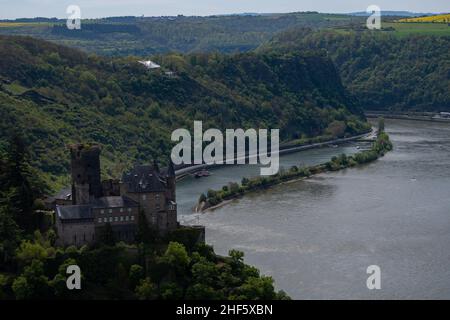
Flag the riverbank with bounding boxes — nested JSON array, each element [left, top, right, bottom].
[[366, 112, 450, 123], [196, 129, 392, 212], [175, 128, 373, 180]]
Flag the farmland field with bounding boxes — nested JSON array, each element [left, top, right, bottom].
[[383, 21, 450, 36], [398, 13, 450, 23]]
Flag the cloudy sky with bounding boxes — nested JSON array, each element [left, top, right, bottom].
[[0, 0, 448, 19]]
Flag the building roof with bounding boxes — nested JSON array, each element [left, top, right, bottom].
[[138, 60, 161, 69], [122, 165, 166, 193], [91, 196, 139, 208], [57, 205, 93, 221], [57, 196, 138, 221], [45, 187, 72, 204]]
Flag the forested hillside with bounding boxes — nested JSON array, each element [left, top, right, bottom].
[[0, 35, 367, 190], [0, 13, 365, 55], [261, 28, 450, 111]]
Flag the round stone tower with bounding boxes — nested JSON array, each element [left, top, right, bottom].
[[69, 144, 102, 205]]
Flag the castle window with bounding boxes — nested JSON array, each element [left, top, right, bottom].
[[103, 217, 107, 223], [142, 194, 147, 201], [98, 218, 102, 223], [125, 216, 129, 221], [155, 194, 160, 200], [109, 217, 113, 222], [108, 209, 113, 214], [114, 217, 118, 222], [120, 208, 123, 213], [100, 209, 105, 214], [120, 216, 124, 222], [156, 204, 161, 210], [127, 208, 132, 212], [131, 216, 135, 221]]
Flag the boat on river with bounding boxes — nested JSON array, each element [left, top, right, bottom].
[[194, 169, 211, 179]]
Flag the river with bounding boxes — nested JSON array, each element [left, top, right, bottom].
[[177, 119, 450, 299]]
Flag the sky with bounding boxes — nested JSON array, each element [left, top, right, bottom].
[[0, 0, 448, 19]]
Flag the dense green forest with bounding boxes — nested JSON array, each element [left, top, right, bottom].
[[0, 136, 289, 299], [261, 28, 450, 111], [0, 35, 367, 191], [0, 13, 366, 55]]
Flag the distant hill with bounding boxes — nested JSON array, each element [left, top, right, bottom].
[[0, 12, 366, 55], [0, 35, 367, 189]]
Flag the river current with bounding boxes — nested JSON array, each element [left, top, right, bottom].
[[177, 119, 450, 299]]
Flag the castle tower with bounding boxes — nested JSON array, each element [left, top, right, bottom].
[[166, 158, 176, 202], [70, 144, 102, 205]]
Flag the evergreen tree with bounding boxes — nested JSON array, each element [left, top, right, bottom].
[[0, 134, 48, 232]]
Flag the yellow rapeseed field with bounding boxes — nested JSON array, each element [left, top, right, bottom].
[[398, 14, 450, 23]]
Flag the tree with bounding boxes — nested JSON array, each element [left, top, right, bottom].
[[0, 206, 21, 267], [160, 242, 191, 282], [11, 275, 32, 300], [12, 259, 50, 299], [160, 282, 183, 300], [326, 120, 346, 138], [135, 277, 157, 300], [0, 274, 10, 299], [129, 264, 144, 289], [233, 276, 277, 300], [0, 134, 49, 233], [162, 242, 190, 269], [186, 283, 218, 300], [15, 240, 49, 266]]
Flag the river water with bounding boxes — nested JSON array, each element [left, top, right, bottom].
[[177, 119, 450, 299]]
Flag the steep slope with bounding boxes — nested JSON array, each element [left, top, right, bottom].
[[261, 28, 450, 111], [0, 35, 367, 190]]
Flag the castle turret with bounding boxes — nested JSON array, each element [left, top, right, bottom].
[[70, 144, 102, 205]]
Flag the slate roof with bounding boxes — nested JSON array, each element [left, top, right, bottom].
[[122, 165, 166, 193], [57, 196, 139, 221], [45, 187, 72, 203], [56, 205, 93, 221], [91, 196, 139, 208]]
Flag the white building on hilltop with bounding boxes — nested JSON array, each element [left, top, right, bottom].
[[138, 60, 161, 69]]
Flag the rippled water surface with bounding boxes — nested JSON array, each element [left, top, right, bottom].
[[177, 119, 450, 299]]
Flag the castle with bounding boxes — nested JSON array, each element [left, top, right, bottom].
[[53, 144, 178, 246]]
